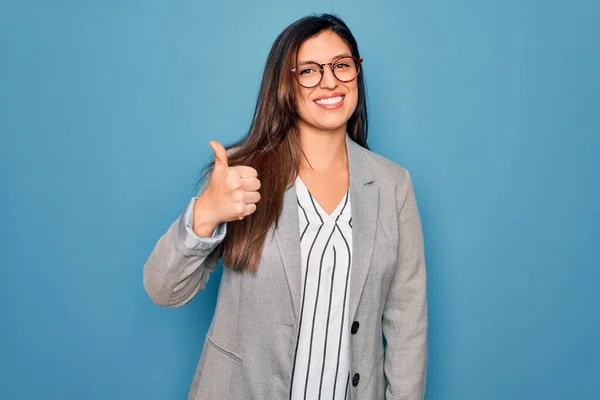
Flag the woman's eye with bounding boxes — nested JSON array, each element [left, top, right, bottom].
[[299, 68, 316, 75]]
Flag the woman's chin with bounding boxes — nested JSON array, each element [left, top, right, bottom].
[[301, 118, 348, 134]]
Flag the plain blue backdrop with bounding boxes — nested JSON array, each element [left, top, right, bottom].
[[1, 1, 598, 399]]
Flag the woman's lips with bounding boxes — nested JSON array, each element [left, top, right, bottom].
[[314, 95, 345, 109]]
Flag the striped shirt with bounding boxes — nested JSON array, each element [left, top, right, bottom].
[[290, 176, 353, 400]]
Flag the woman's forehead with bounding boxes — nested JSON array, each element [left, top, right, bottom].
[[297, 31, 351, 63]]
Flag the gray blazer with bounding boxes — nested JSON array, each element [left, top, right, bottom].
[[143, 137, 428, 400]]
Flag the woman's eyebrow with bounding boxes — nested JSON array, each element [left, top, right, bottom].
[[297, 53, 352, 64]]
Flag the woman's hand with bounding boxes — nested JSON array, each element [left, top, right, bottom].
[[192, 141, 261, 237]]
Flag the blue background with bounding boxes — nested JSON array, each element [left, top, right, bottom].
[[1, 1, 598, 399]]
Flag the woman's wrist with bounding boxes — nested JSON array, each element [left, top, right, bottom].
[[192, 194, 221, 237]]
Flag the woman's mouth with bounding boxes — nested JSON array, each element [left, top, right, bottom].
[[314, 95, 345, 109]]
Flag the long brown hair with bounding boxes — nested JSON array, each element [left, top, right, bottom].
[[201, 14, 369, 272]]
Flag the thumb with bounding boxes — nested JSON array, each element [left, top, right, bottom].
[[209, 141, 229, 169]]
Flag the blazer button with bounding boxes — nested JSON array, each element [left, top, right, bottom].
[[351, 321, 359, 334], [352, 373, 360, 387]]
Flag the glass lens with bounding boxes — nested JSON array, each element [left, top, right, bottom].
[[296, 62, 322, 87], [332, 57, 359, 82]]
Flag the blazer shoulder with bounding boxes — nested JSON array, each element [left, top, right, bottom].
[[360, 146, 411, 187], [356, 146, 417, 212]]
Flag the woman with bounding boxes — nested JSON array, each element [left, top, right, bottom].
[[143, 14, 427, 400]]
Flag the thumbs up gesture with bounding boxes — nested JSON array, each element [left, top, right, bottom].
[[192, 141, 261, 237]]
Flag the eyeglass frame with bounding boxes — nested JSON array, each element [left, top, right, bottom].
[[290, 56, 364, 88]]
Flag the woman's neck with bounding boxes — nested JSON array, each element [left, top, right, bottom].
[[298, 127, 348, 172]]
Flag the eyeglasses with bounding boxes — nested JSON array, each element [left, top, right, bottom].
[[291, 56, 363, 88]]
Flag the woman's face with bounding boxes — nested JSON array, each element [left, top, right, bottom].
[[294, 30, 359, 135]]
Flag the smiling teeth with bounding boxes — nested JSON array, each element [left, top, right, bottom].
[[315, 96, 344, 105]]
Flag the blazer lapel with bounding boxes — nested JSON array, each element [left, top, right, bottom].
[[274, 184, 302, 319], [346, 137, 379, 321], [273, 136, 378, 322]]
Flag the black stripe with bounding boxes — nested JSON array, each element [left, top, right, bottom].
[[308, 191, 324, 224], [304, 225, 337, 398], [334, 191, 350, 223], [317, 246, 337, 399], [332, 223, 352, 396], [289, 222, 324, 399], [344, 372, 350, 400], [323, 194, 350, 399], [297, 197, 309, 241], [348, 217, 352, 228]]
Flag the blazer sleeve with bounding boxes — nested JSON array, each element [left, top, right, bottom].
[[143, 186, 227, 308], [382, 170, 428, 400]]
